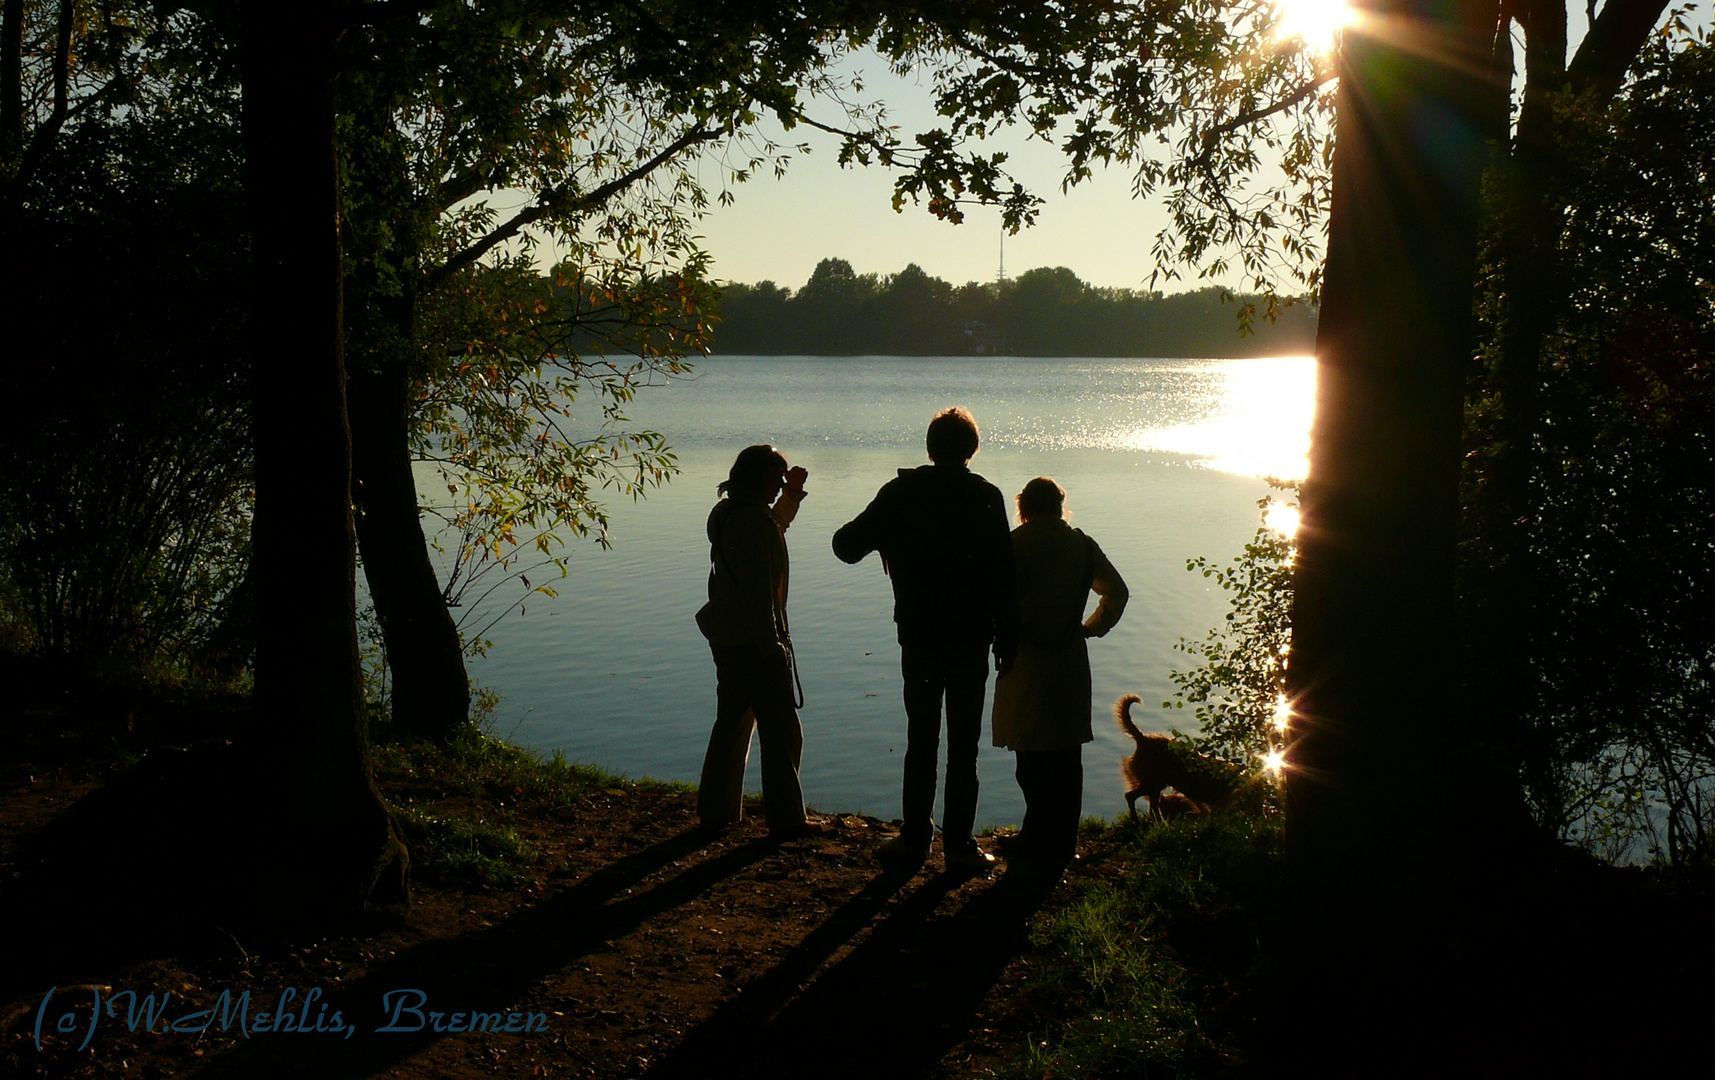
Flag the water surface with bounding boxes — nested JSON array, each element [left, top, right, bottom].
[[451, 354, 1314, 827]]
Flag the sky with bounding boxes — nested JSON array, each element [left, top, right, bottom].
[[681, 52, 1187, 294], [523, 3, 1706, 296], [664, 2, 1710, 295]]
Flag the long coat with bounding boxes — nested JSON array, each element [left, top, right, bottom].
[[991, 517, 1129, 751]]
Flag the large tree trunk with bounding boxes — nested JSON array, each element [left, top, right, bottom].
[[241, 0, 406, 914], [1282, 0, 1504, 1059], [349, 356, 472, 739]]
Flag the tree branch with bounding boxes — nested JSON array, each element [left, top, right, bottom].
[[1567, 0, 1672, 102], [1, 0, 22, 157], [1209, 69, 1336, 146], [14, 0, 72, 184], [430, 166, 488, 215], [422, 124, 719, 292], [1185, 69, 1336, 175]]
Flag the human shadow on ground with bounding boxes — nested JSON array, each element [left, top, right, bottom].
[[641, 862, 922, 1074], [177, 829, 777, 1079], [647, 869, 1059, 1080]]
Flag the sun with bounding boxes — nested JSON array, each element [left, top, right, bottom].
[[1274, 0, 1358, 51]]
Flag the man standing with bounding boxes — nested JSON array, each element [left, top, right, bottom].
[[833, 407, 1017, 874]]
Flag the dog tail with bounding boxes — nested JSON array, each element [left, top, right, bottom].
[[1114, 694, 1146, 741]]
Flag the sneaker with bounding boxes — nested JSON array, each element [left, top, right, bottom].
[[878, 835, 931, 867], [944, 841, 997, 877]]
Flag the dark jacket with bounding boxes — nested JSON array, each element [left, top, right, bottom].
[[695, 488, 803, 648], [831, 463, 1018, 657]]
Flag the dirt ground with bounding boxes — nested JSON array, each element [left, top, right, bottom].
[[0, 748, 1111, 1080]]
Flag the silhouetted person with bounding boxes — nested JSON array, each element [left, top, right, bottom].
[[695, 445, 827, 840], [991, 477, 1128, 877], [833, 407, 1017, 874]]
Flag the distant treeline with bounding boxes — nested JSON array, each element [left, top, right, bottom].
[[710, 258, 1318, 357]]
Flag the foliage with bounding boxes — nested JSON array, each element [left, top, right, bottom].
[[714, 262, 1319, 357], [1463, 36, 1715, 868], [410, 244, 716, 651], [901, 2, 1337, 311], [1166, 495, 1297, 769], [332, 1, 1077, 649], [0, 17, 252, 671], [1012, 814, 1283, 1079]]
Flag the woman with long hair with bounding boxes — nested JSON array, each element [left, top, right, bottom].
[[693, 444, 825, 839]]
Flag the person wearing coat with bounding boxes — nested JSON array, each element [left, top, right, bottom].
[[832, 407, 1018, 874], [992, 476, 1129, 873], [694, 444, 825, 839]]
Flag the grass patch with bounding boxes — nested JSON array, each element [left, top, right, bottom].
[[391, 804, 538, 889], [1012, 812, 1284, 1079], [372, 722, 692, 807], [371, 717, 695, 887]]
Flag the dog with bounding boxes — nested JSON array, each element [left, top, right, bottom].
[[1151, 792, 1204, 821], [1114, 694, 1236, 820]]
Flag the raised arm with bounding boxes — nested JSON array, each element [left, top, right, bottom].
[[771, 483, 807, 531]]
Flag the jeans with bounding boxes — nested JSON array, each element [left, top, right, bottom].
[[898, 636, 990, 846]]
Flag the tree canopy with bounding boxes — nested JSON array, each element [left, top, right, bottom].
[[715, 262, 1318, 356]]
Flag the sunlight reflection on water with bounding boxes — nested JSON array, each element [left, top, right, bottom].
[[1114, 357, 1315, 480]]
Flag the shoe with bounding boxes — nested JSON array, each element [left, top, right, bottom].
[[878, 835, 931, 867], [944, 840, 997, 877], [770, 819, 830, 842], [1003, 850, 1071, 889]]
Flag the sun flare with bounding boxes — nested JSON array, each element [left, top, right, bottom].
[[1263, 502, 1301, 539], [1275, 0, 1357, 51]]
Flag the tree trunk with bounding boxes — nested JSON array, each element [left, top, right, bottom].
[[349, 356, 472, 739], [240, 0, 406, 915], [1282, 0, 1504, 1059], [1468, 0, 1671, 831], [340, 103, 473, 741], [1466, 0, 1568, 825]]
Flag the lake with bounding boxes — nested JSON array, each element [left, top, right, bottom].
[[454, 354, 1315, 828]]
